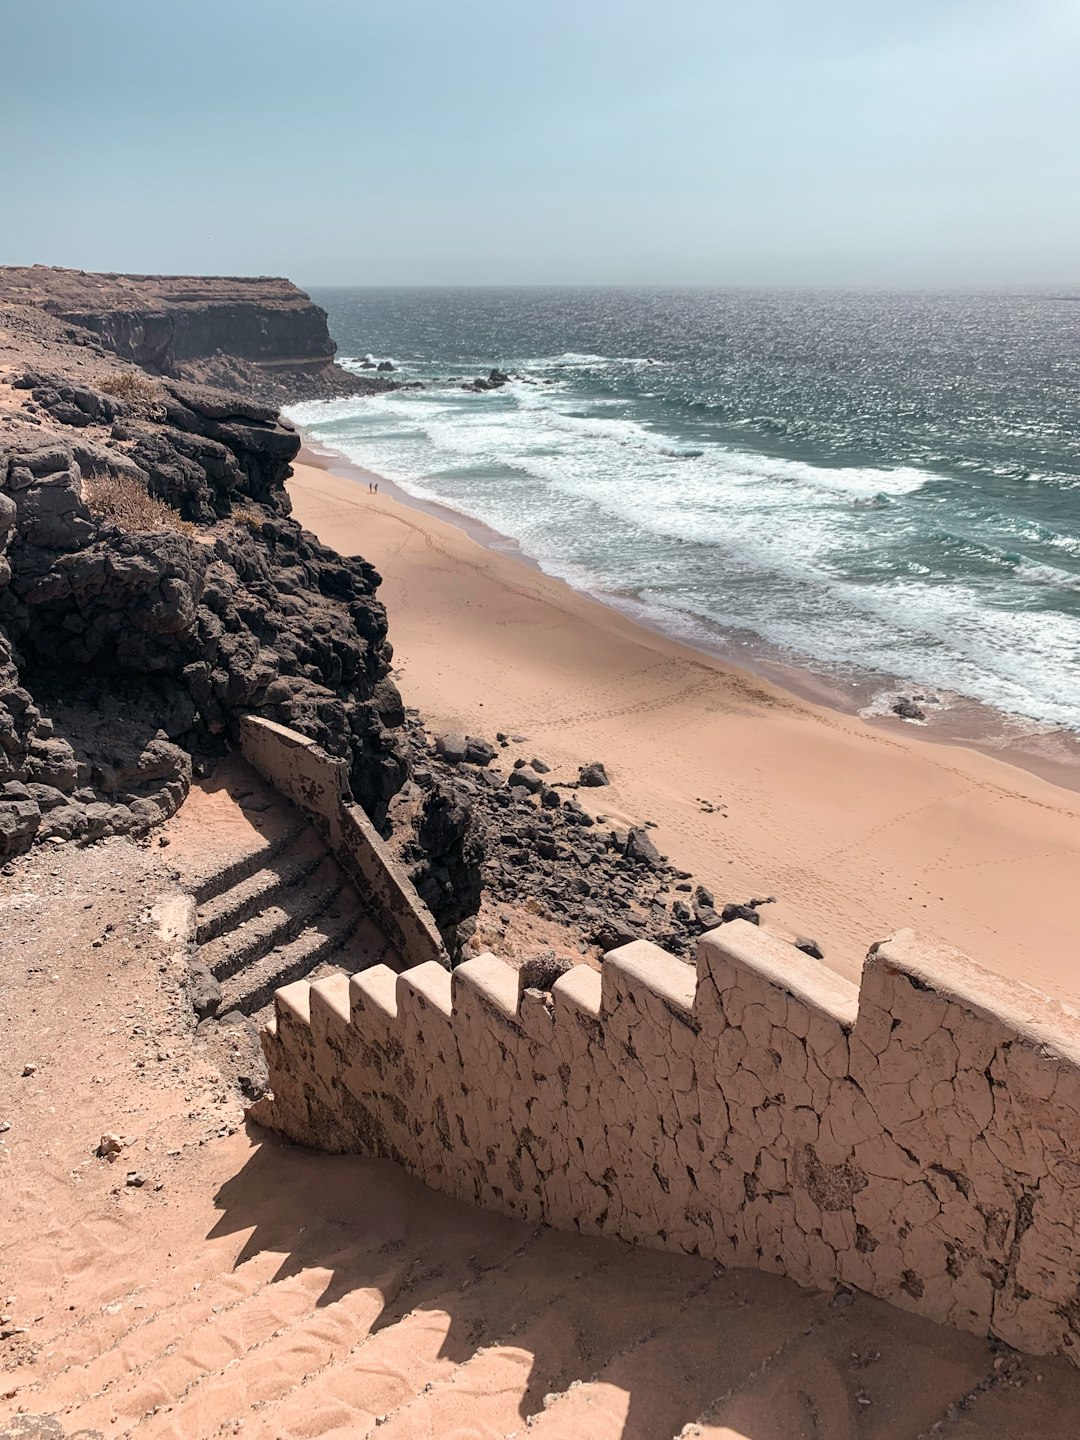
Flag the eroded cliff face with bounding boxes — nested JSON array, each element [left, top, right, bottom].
[[0, 267, 393, 402], [0, 286, 482, 950]]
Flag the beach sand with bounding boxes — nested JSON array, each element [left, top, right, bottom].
[[288, 452, 1080, 1003]]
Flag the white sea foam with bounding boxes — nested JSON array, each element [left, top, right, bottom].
[[1013, 561, 1080, 591], [284, 377, 1080, 734]]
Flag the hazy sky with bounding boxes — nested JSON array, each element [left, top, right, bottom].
[[5, 0, 1080, 285]]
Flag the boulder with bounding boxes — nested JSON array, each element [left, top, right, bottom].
[[507, 767, 544, 794], [464, 736, 497, 766], [721, 902, 760, 926], [434, 733, 468, 764], [188, 961, 222, 1020], [892, 697, 926, 721], [578, 761, 609, 787], [625, 826, 663, 870]]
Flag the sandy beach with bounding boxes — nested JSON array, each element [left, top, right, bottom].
[[288, 449, 1080, 1003]]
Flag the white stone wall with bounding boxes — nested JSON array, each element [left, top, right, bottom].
[[254, 900, 1080, 1363]]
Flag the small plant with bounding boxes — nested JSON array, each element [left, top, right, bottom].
[[83, 471, 196, 536], [97, 370, 161, 405], [230, 506, 266, 534]]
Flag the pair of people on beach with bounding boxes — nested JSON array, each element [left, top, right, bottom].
[[367, 480, 379, 493]]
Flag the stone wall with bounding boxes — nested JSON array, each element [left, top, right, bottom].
[[238, 714, 446, 970], [254, 913, 1080, 1364]]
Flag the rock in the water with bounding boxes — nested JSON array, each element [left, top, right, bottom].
[[578, 761, 609, 787], [892, 697, 926, 721]]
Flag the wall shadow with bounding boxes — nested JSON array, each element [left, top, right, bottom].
[[203, 1126, 1061, 1439]]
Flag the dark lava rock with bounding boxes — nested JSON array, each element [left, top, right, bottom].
[[507, 767, 543, 794], [464, 736, 497, 766], [590, 915, 641, 952], [188, 961, 222, 1020], [625, 826, 663, 870], [721, 903, 761, 925], [435, 733, 468, 764], [892, 697, 926, 721], [795, 937, 825, 959], [578, 761, 609, 787]]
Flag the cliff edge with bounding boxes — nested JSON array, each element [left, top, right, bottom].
[[0, 266, 392, 402]]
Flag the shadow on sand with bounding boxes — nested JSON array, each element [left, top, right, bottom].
[[202, 1125, 1072, 1439]]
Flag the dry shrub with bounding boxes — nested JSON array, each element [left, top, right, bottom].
[[97, 370, 161, 404], [230, 506, 265, 534], [84, 471, 195, 536]]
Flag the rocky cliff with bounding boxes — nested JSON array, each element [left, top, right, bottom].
[[0, 270, 728, 970], [0, 266, 392, 402], [0, 282, 482, 954]]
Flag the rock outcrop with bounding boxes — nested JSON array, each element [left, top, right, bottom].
[[0, 266, 396, 402], [0, 303, 481, 936]]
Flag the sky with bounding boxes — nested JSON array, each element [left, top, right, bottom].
[[4, 0, 1080, 286]]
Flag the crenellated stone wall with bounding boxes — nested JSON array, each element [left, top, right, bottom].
[[254, 918, 1080, 1364]]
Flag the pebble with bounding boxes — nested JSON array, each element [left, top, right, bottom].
[[126, 1171, 147, 1187], [96, 1132, 123, 1160]]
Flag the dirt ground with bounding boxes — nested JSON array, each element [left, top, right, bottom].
[[5, 820, 1080, 1440]]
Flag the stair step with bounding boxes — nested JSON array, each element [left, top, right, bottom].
[[218, 1227, 613, 1440], [70, 1173, 534, 1440], [195, 830, 327, 944], [191, 817, 308, 906], [689, 1288, 1002, 1440], [524, 1269, 827, 1440], [218, 904, 383, 1016], [198, 856, 346, 981]]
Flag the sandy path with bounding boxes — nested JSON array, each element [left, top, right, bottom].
[[287, 457, 1080, 1001], [4, 763, 1080, 1438]]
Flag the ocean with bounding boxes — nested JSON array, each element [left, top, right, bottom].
[[288, 286, 1080, 749]]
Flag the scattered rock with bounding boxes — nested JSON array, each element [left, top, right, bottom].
[[892, 697, 926, 721], [125, 1171, 147, 1188], [96, 1133, 123, 1161], [464, 736, 497, 766], [434, 734, 468, 764], [795, 937, 824, 959], [578, 761, 609, 787], [721, 903, 761, 925], [625, 827, 663, 870]]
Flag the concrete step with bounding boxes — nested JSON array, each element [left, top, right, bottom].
[[325, 1241, 712, 1440], [195, 830, 327, 944], [198, 855, 346, 982], [217, 903, 380, 1016], [191, 815, 308, 907]]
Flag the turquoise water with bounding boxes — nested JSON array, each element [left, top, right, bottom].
[[289, 287, 1080, 735]]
